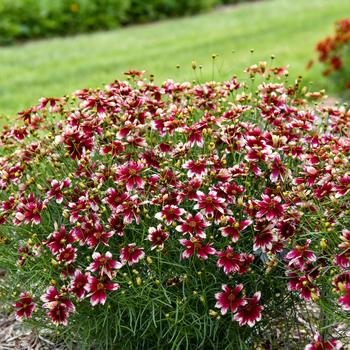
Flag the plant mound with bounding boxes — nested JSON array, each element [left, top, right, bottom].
[[0, 66, 349, 349]]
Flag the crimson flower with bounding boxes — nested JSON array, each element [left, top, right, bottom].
[[155, 205, 185, 225], [217, 246, 254, 275], [147, 225, 169, 250], [338, 283, 350, 311], [215, 284, 247, 315], [219, 217, 252, 242], [102, 140, 125, 157], [233, 292, 264, 327], [194, 191, 225, 216], [332, 272, 350, 291], [288, 274, 319, 301], [305, 333, 342, 350], [70, 269, 89, 299], [41, 286, 75, 326], [14, 193, 44, 225], [87, 252, 123, 279], [86, 222, 114, 248], [67, 197, 88, 224], [176, 212, 210, 238], [253, 221, 275, 252], [295, 166, 319, 187], [184, 124, 204, 147], [38, 97, 63, 113], [62, 128, 94, 159], [285, 239, 316, 270], [57, 245, 77, 265], [46, 178, 71, 204], [334, 229, 350, 269], [256, 194, 286, 221], [114, 193, 141, 224], [86, 276, 119, 306], [177, 178, 202, 203], [14, 292, 36, 320], [18, 245, 33, 266], [115, 160, 144, 192], [105, 187, 122, 210], [47, 303, 71, 326], [141, 150, 160, 169], [182, 159, 208, 178], [334, 175, 350, 198], [277, 220, 297, 239], [179, 237, 216, 260], [270, 154, 286, 182], [120, 243, 145, 266], [41, 286, 75, 311], [334, 252, 350, 269], [45, 225, 75, 255]]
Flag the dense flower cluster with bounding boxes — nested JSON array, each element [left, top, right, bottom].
[[1, 65, 350, 347], [311, 18, 350, 91]]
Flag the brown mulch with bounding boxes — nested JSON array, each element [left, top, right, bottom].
[[0, 312, 67, 350]]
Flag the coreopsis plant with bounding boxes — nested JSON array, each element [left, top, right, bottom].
[[311, 18, 350, 93], [0, 64, 349, 349]]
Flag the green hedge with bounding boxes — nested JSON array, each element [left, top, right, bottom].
[[0, 0, 258, 45], [0, 0, 130, 45], [125, 0, 220, 23]]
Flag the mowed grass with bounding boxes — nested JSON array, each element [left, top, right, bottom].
[[0, 0, 349, 120]]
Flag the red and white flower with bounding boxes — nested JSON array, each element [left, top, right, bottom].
[[285, 239, 316, 270], [256, 194, 286, 221], [147, 225, 169, 250], [304, 333, 342, 350], [176, 212, 210, 238], [87, 252, 123, 279], [194, 191, 225, 216], [120, 244, 145, 266], [334, 174, 350, 198], [219, 217, 252, 242], [70, 269, 90, 299], [179, 237, 216, 260], [86, 222, 114, 248], [46, 178, 71, 204], [41, 286, 75, 325], [215, 284, 247, 315], [14, 292, 36, 320], [114, 193, 141, 224], [45, 225, 75, 255], [14, 193, 44, 225], [288, 273, 320, 301], [155, 205, 185, 225], [182, 159, 208, 178], [338, 283, 350, 311], [115, 160, 144, 192], [233, 292, 264, 327], [57, 245, 77, 265], [86, 276, 119, 306], [217, 246, 254, 275]]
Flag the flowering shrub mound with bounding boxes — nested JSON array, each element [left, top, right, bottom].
[[0, 66, 349, 349], [312, 18, 350, 93]]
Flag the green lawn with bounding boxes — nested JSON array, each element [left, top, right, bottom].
[[0, 0, 349, 120]]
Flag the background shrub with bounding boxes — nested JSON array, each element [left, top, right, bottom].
[[0, 0, 130, 45], [0, 0, 259, 45], [125, 0, 220, 23], [311, 18, 350, 96]]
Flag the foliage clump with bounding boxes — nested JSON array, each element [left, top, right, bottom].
[[0, 0, 261, 45], [0, 65, 349, 349], [312, 18, 350, 95]]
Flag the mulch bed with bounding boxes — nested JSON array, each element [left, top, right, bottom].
[[0, 312, 67, 350]]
